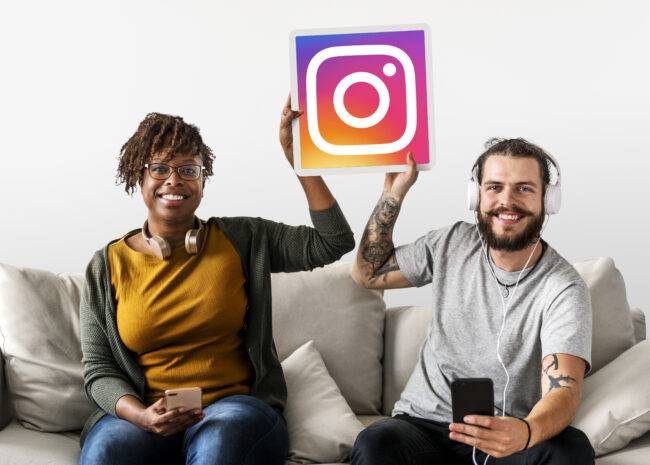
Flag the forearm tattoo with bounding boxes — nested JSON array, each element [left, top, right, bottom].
[[543, 354, 576, 394], [359, 195, 401, 282]]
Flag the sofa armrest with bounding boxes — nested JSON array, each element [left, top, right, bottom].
[[631, 308, 646, 343], [0, 353, 14, 430]]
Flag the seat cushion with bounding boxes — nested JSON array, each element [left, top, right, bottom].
[[272, 262, 385, 414], [0, 421, 80, 465], [595, 432, 650, 465], [0, 263, 94, 432]]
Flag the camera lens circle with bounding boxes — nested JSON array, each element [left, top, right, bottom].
[[333, 72, 390, 129]]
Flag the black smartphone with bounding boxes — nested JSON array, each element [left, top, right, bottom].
[[451, 378, 494, 423]]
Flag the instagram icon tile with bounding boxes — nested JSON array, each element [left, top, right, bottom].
[[290, 24, 434, 175]]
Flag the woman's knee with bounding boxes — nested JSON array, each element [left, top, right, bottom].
[[185, 396, 288, 465], [80, 415, 178, 465], [203, 395, 280, 431]]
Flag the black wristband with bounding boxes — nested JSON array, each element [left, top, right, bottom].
[[518, 417, 531, 450]]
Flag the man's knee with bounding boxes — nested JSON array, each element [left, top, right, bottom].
[[536, 427, 594, 465], [351, 419, 406, 464]]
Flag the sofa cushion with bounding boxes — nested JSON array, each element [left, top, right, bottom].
[[272, 262, 385, 414], [0, 353, 13, 429], [382, 305, 432, 416], [0, 421, 80, 465], [282, 340, 363, 464], [0, 263, 94, 432], [631, 308, 646, 343], [573, 340, 650, 456], [573, 257, 635, 374]]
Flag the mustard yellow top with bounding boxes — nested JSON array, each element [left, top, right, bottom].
[[108, 223, 252, 406]]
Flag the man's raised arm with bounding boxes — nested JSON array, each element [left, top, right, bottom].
[[351, 153, 418, 290]]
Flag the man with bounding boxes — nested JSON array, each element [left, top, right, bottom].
[[350, 139, 594, 464]]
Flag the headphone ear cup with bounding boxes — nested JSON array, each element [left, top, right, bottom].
[[544, 184, 562, 215], [185, 229, 200, 254], [467, 179, 480, 212], [148, 235, 171, 259], [185, 219, 204, 254]]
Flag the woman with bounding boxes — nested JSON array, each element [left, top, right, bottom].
[[79, 98, 355, 465]]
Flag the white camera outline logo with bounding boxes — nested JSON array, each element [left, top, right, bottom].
[[305, 44, 417, 156]]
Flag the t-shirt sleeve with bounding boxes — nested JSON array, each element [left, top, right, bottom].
[[541, 280, 593, 374], [394, 230, 438, 288]]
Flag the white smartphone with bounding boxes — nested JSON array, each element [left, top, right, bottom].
[[164, 387, 202, 411]]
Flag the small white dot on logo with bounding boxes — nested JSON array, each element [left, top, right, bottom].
[[383, 62, 397, 77]]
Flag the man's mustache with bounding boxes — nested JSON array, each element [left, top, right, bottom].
[[485, 205, 534, 217]]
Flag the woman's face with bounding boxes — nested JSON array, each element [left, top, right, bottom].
[[140, 152, 204, 224]]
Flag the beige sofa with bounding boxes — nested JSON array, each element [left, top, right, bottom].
[[0, 258, 648, 464]]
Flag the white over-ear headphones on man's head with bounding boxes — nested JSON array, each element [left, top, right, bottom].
[[142, 216, 205, 260], [467, 151, 562, 215]]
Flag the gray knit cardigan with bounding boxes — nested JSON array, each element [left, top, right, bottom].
[[79, 203, 355, 446]]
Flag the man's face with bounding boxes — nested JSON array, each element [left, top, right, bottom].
[[477, 155, 545, 251], [140, 152, 204, 224]]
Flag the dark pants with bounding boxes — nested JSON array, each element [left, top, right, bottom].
[[351, 414, 594, 465], [79, 395, 288, 465]]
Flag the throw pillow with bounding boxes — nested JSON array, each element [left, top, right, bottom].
[[0, 263, 94, 431], [573, 257, 635, 373], [282, 340, 364, 464], [572, 339, 650, 456]]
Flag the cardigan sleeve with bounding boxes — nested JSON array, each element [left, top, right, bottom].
[[80, 251, 142, 416], [262, 202, 355, 273]]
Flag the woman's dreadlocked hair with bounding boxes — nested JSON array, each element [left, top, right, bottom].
[[116, 112, 215, 195]]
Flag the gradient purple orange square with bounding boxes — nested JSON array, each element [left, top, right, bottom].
[[289, 25, 434, 175]]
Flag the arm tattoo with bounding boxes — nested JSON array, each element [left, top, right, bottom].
[[543, 354, 576, 394], [359, 194, 401, 280], [370, 254, 399, 283]]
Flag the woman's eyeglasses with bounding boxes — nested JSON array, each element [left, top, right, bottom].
[[144, 163, 204, 181]]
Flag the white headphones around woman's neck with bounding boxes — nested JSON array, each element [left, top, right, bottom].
[[142, 216, 204, 260]]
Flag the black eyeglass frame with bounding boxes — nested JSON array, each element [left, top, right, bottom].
[[143, 163, 205, 181]]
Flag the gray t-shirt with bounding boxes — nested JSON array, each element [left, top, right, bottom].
[[393, 221, 592, 422]]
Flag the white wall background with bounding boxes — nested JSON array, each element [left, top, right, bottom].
[[1, 1, 648, 321]]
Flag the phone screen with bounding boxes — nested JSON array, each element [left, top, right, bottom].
[[451, 378, 494, 423]]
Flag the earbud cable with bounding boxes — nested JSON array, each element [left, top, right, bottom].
[[471, 213, 549, 465]]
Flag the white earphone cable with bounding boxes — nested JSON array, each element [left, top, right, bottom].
[[470, 213, 549, 465]]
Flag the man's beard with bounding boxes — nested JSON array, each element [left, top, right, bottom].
[[477, 205, 545, 252]]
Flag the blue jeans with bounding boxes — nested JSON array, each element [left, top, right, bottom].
[[80, 395, 288, 465]]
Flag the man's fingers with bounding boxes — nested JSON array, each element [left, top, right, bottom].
[[464, 415, 496, 428], [405, 152, 418, 181], [450, 422, 499, 442], [450, 431, 504, 452]]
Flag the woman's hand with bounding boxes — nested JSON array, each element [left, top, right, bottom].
[[279, 94, 303, 167], [137, 397, 204, 436]]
